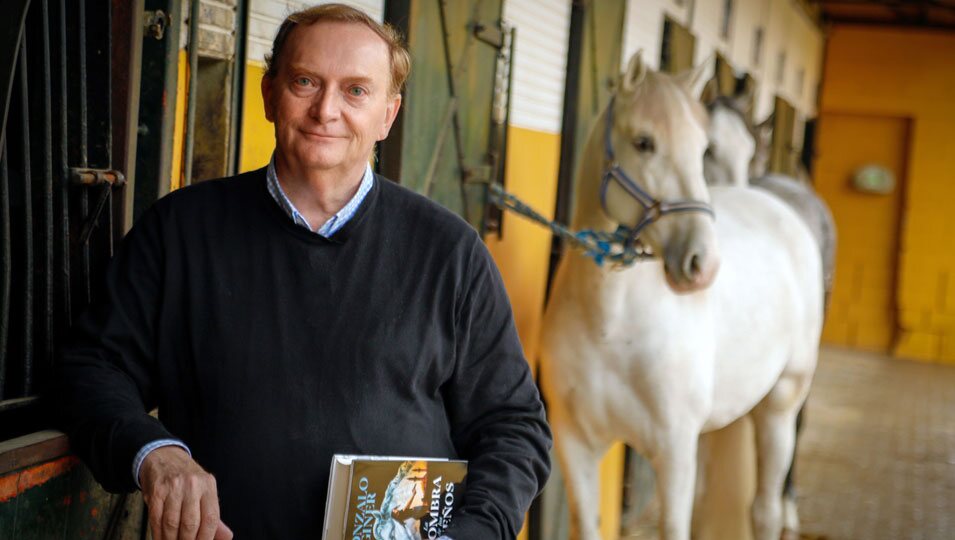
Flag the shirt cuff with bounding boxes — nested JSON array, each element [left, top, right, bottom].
[[132, 439, 191, 489]]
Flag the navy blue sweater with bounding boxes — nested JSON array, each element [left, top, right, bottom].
[[53, 168, 552, 539]]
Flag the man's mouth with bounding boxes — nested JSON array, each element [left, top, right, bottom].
[[301, 131, 343, 139]]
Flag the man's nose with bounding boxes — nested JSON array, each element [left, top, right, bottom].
[[309, 89, 341, 122]]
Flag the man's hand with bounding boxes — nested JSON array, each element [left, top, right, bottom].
[[140, 446, 233, 540]]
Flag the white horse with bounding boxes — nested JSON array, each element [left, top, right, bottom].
[[700, 81, 838, 536], [539, 53, 824, 540], [702, 83, 837, 301]]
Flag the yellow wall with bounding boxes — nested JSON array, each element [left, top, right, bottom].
[[170, 49, 189, 191], [485, 126, 560, 374], [239, 63, 274, 172], [818, 26, 955, 363]]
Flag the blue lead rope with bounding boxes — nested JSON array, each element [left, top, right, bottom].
[[487, 183, 651, 268]]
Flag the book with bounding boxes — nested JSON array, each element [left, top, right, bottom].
[[322, 454, 468, 540]]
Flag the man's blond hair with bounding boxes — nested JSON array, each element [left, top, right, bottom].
[[264, 3, 411, 96]]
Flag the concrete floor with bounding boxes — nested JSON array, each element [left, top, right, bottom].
[[794, 346, 955, 540], [621, 346, 955, 539]]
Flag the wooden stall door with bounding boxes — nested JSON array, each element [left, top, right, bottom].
[[815, 113, 909, 352]]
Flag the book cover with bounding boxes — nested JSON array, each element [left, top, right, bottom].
[[323, 455, 468, 540]]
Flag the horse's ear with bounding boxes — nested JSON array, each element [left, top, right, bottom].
[[700, 77, 719, 106], [620, 50, 648, 94], [674, 58, 712, 100]]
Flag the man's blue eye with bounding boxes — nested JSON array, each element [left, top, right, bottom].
[[295, 77, 311, 86], [349, 87, 365, 96]]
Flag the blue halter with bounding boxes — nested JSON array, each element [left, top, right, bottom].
[[599, 97, 715, 246]]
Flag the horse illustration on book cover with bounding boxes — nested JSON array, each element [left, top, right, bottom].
[[347, 459, 467, 540]]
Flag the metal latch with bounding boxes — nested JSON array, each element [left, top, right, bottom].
[[472, 21, 504, 48], [144, 10, 170, 40], [70, 168, 126, 186]]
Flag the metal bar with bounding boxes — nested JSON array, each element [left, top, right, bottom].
[[377, 0, 411, 182], [77, 0, 91, 307], [183, 0, 201, 185], [548, 0, 586, 301], [70, 168, 126, 186], [16, 39, 34, 396], [134, 0, 181, 219], [436, 0, 471, 225], [51, 0, 70, 330], [0, 142, 10, 401], [0, 396, 40, 414], [228, 0, 249, 176], [422, 98, 457, 197], [26, 0, 54, 392], [0, 0, 32, 152], [115, 0, 145, 235]]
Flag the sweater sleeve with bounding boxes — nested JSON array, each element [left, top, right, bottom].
[[50, 205, 177, 493], [441, 238, 553, 540]]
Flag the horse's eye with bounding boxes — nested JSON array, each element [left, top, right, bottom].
[[633, 135, 656, 154], [704, 145, 715, 158]]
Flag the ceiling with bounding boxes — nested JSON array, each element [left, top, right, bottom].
[[810, 0, 955, 29]]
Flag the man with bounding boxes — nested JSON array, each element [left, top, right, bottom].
[[54, 4, 551, 539]]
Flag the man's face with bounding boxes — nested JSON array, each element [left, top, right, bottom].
[[261, 22, 401, 177]]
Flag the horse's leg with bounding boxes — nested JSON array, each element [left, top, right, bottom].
[[781, 405, 805, 535], [749, 391, 802, 540], [652, 430, 699, 540], [553, 419, 607, 540]]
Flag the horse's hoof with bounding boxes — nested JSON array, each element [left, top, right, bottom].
[[782, 496, 800, 532]]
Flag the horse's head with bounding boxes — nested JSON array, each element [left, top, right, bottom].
[[702, 79, 756, 188], [601, 52, 719, 293]]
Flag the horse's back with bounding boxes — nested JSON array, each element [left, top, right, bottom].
[[703, 186, 824, 429], [752, 173, 837, 293]]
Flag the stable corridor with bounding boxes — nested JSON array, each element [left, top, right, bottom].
[[622, 347, 955, 539], [796, 347, 955, 540]]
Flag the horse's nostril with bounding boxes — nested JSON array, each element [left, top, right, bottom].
[[685, 252, 702, 278]]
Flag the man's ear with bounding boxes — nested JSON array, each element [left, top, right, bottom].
[[378, 93, 402, 140], [261, 75, 275, 123]]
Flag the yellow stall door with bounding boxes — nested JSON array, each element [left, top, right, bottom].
[[815, 113, 910, 352]]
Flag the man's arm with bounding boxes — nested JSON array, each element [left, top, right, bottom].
[[441, 239, 553, 540], [50, 205, 232, 540], [52, 205, 179, 492]]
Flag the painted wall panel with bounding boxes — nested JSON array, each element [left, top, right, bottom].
[[622, 0, 689, 71], [247, 0, 385, 66], [503, 0, 572, 134], [620, 0, 822, 124]]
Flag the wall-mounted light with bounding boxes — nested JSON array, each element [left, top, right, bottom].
[[852, 164, 895, 195]]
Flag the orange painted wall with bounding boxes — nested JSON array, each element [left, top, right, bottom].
[[818, 26, 955, 362]]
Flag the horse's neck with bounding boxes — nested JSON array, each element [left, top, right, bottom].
[[571, 109, 617, 233]]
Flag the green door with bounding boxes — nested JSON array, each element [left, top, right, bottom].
[[381, 0, 511, 232]]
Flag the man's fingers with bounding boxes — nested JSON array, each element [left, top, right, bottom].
[[196, 488, 222, 540], [213, 521, 234, 540], [161, 490, 183, 540], [147, 496, 165, 540], [179, 481, 203, 540]]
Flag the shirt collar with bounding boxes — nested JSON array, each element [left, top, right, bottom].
[[265, 156, 375, 238]]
